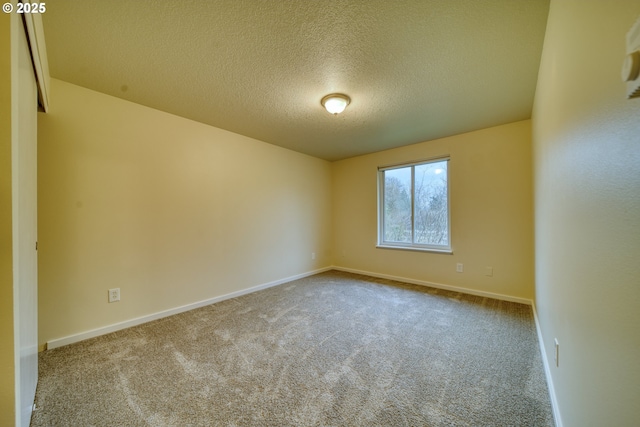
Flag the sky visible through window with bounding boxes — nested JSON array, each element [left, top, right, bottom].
[[382, 160, 448, 247]]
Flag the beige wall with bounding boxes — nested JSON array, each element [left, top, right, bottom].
[[0, 12, 16, 426], [532, 1, 640, 426], [38, 79, 332, 347], [333, 120, 534, 300]]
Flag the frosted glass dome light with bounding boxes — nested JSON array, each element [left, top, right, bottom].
[[321, 93, 350, 115]]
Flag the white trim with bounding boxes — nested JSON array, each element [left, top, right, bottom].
[[331, 266, 532, 305], [532, 302, 563, 427], [22, 3, 50, 112], [333, 265, 563, 427], [376, 244, 453, 255], [378, 158, 451, 253], [46, 267, 332, 350], [331, 265, 561, 426], [377, 155, 451, 171], [45, 265, 561, 426]]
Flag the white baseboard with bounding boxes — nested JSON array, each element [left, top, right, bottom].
[[331, 265, 533, 305], [332, 265, 562, 426], [46, 265, 562, 426], [531, 302, 563, 427], [46, 267, 332, 350]]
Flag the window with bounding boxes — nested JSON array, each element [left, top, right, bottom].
[[378, 157, 451, 253]]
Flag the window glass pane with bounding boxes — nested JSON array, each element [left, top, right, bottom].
[[383, 167, 412, 243], [414, 161, 448, 245]]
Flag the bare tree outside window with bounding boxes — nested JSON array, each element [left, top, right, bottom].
[[379, 159, 450, 251], [383, 167, 411, 243]]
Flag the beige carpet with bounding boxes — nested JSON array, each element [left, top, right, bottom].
[[31, 270, 554, 426]]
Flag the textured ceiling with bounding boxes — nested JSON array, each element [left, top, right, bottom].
[[42, 0, 549, 161]]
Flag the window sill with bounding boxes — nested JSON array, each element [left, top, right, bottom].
[[376, 245, 453, 255]]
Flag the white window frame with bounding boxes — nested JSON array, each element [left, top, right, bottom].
[[377, 156, 452, 254]]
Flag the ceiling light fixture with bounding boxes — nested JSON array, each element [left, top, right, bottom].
[[321, 93, 350, 115]]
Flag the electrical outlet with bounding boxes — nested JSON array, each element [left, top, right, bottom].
[[456, 263, 463, 273], [108, 288, 120, 303], [485, 267, 493, 277], [554, 338, 559, 367], [311, 252, 316, 260]]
